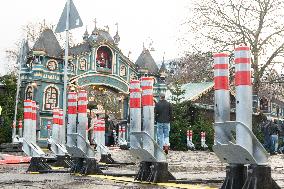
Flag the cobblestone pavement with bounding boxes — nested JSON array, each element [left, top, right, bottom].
[[0, 149, 283, 188]]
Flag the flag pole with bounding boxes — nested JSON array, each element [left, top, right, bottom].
[[62, 0, 70, 145], [12, 39, 25, 142]]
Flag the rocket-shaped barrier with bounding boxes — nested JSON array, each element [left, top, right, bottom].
[[213, 53, 231, 144], [129, 77, 175, 183], [18, 120, 23, 138], [67, 91, 77, 147], [77, 90, 88, 153], [186, 130, 195, 150], [129, 80, 141, 147], [213, 46, 280, 189]]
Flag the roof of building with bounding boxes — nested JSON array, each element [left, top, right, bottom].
[[159, 62, 167, 73], [181, 82, 214, 102], [69, 42, 92, 56], [135, 49, 159, 75], [91, 28, 115, 44], [32, 29, 62, 57], [166, 82, 214, 103]]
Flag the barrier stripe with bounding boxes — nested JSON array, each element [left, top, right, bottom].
[[18, 120, 23, 128], [130, 98, 141, 108], [235, 46, 250, 51], [235, 64, 251, 72], [78, 105, 87, 113], [142, 96, 154, 106], [58, 109, 63, 126], [68, 99, 77, 102], [235, 58, 250, 64], [213, 53, 228, 58], [130, 92, 141, 98], [214, 69, 228, 77], [214, 76, 229, 90], [214, 64, 228, 69], [68, 102, 77, 106], [130, 88, 140, 93], [141, 89, 153, 96], [235, 71, 251, 86], [141, 86, 153, 90]]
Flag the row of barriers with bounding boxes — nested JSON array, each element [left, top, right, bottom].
[[12, 45, 280, 188]]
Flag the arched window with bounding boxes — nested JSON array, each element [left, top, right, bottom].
[[25, 86, 33, 100], [68, 62, 75, 72], [96, 46, 112, 69], [130, 72, 136, 80], [44, 86, 58, 110], [79, 58, 87, 70], [120, 65, 126, 76]]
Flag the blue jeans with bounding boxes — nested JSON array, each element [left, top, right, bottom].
[[270, 135, 279, 153], [157, 122, 170, 148]]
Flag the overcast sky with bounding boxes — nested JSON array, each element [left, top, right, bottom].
[[0, 0, 191, 75]]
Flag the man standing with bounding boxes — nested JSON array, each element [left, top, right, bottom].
[[155, 93, 172, 154], [269, 119, 280, 155]]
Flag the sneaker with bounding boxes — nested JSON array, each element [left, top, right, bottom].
[[163, 145, 169, 155]]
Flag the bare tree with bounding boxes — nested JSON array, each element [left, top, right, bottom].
[[168, 52, 214, 83], [187, 0, 284, 95]]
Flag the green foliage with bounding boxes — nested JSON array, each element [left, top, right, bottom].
[[170, 101, 214, 151], [170, 82, 185, 104], [0, 74, 21, 144]]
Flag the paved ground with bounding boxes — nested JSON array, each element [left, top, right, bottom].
[[0, 149, 283, 189]]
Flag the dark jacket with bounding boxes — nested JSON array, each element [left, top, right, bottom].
[[155, 99, 172, 123], [269, 122, 280, 135]]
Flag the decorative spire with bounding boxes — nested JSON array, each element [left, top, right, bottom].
[[92, 18, 99, 35], [94, 18, 97, 29], [114, 22, 120, 45], [83, 25, 89, 41], [104, 25, 109, 32]]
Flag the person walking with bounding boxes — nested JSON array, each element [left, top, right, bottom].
[[261, 118, 271, 151], [269, 119, 280, 155], [155, 93, 172, 154]]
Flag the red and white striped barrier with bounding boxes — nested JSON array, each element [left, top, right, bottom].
[[47, 121, 51, 138], [141, 77, 155, 155], [52, 108, 60, 143], [129, 80, 141, 147], [77, 90, 88, 151], [67, 91, 77, 146], [214, 52, 230, 144], [235, 45, 253, 154], [18, 120, 23, 138], [23, 100, 32, 142], [141, 77, 154, 138], [31, 101, 37, 143], [97, 118, 105, 146], [58, 109, 64, 144], [187, 130, 193, 142]]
